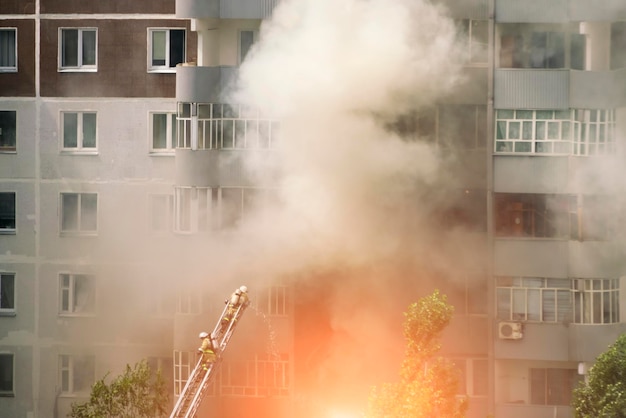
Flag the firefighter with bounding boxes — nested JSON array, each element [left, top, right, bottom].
[[221, 286, 250, 332], [197, 331, 216, 371]]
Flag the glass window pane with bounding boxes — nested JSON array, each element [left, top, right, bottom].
[[496, 121, 506, 140], [62, 194, 79, 231], [0, 354, 13, 392], [509, 122, 520, 139], [547, 122, 559, 139], [522, 121, 533, 139], [82, 30, 96, 65], [80, 194, 97, 231], [63, 113, 78, 148], [240, 30, 254, 63], [153, 114, 167, 149], [514, 142, 531, 152], [0, 192, 15, 230], [62, 29, 78, 67], [0, 111, 16, 149], [82, 113, 96, 148], [169, 29, 185, 67], [0, 274, 14, 309], [497, 110, 514, 119], [528, 289, 541, 321], [152, 31, 166, 66], [536, 121, 545, 140], [0, 30, 16, 67]]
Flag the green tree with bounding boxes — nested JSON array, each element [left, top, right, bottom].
[[365, 289, 467, 418], [573, 333, 626, 418], [69, 359, 169, 418]]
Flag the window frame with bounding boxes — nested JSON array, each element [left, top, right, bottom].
[[149, 112, 177, 154], [174, 186, 213, 233], [496, 276, 573, 323], [0, 192, 16, 234], [58, 27, 98, 72], [59, 354, 95, 395], [58, 273, 96, 316], [0, 353, 14, 396], [529, 368, 581, 406], [59, 192, 98, 236], [219, 354, 290, 397], [238, 29, 258, 64], [0, 273, 16, 316], [60, 111, 98, 153], [0, 110, 17, 153], [0, 28, 17, 73], [495, 109, 616, 156], [178, 102, 278, 150], [573, 278, 620, 324], [147, 28, 186, 73], [457, 19, 488, 66]]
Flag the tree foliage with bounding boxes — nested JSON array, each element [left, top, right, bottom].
[[69, 359, 169, 418], [365, 289, 467, 418], [573, 333, 626, 418]]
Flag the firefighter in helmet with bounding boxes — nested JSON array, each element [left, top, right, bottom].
[[197, 331, 217, 371], [221, 286, 250, 333]]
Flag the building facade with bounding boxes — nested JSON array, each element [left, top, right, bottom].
[[1, 0, 626, 417]]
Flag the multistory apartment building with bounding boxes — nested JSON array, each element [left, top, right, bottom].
[[1, 0, 626, 418]]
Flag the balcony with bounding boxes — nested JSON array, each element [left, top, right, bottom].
[[495, 69, 626, 109], [176, 0, 278, 19], [496, 0, 626, 22], [569, 323, 626, 361]]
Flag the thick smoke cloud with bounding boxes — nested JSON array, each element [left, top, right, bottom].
[[213, 0, 486, 411]]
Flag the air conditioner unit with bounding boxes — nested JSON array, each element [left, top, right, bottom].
[[498, 322, 523, 340]]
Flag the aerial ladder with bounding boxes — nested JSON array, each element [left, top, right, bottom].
[[169, 287, 250, 418]]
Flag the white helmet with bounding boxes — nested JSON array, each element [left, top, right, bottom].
[[239, 285, 248, 293], [199, 331, 209, 339]]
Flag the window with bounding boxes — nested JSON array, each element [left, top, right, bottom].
[[0, 111, 16, 152], [148, 28, 185, 71], [438, 105, 487, 149], [264, 285, 289, 316], [453, 358, 487, 397], [61, 112, 97, 151], [0, 28, 17, 72], [496, 277, 572, 322], [495, 109, 615, 155], [494, 193, 571, 239], [573, 278, 619, 324], [530, 368, 581, 406], [499, 27, 585, 70], [60, 193, 97, 234], [173, 351, 196, 396], [150, 112, 177, 153], [0, 192, 15, 233], [150, 194, 173, 232], [220, 354, 290, 397], [59, 28, 97, 71], [176, 288, 200, 314], [177, 102, 278, 150], [495, 193, 614, 240], [220, 187, 271, 230], [0, 273, 15, 314], [59, 354, 95, 394], [174, 187, 213, 233], [239, 30, 257, 64], [0, 353, 14, 396], [610, 22, 626, 70], [59, 273, 95, 315], [457, 20, 488, 65]]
